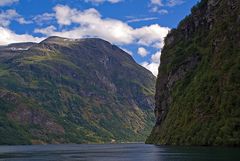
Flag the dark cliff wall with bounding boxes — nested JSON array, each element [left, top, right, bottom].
[[146, 0, 240, 146]]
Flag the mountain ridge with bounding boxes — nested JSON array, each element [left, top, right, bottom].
[[0, 36, 156, 144]]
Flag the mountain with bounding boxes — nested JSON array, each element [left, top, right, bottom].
[[0, 36, 156, 145], [146, 0, 240, 146]]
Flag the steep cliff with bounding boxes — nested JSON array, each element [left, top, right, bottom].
[[146, 0, 240, 146], [0, 37, 155, 144]]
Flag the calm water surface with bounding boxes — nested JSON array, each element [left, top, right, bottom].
[[0, 143, 239, 161]]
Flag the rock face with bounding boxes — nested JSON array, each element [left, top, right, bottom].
[[0, 37, 156, 144], [146, 0, 240, 146]]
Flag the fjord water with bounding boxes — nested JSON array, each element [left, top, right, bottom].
[[0, 143, 239, 161]]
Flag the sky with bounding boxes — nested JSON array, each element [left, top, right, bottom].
[[0, 0, 199, 76]]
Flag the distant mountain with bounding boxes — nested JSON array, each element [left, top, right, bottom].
[[146, 0, 240, 146], [0, 36, 156, 144]]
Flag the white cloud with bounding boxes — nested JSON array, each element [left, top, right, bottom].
[[16, 17, 32, 25], [53, 5, 75, 25], [0, 9, 31, 27], [0, 27, 44, 45], [0, 9, 19, 27], [141, 51, 162, 76], [167, 0, 184, 7], [150, 0, 184, 7], [133, 24, 169, 46], [141, 61, 159, 77], [151, 51, 161, 63], [33, 13, 55, 25], [35, 5, 170, 47], [34, 25, 57, 35], [149, 0, 184, 14], [152, 41, 164, 49], [150, 0, 163, 6], [126, 17, 158, 23], [0, 0, 18, 6], [137, 47, 148, 57], [151, 8, 168, 14], [43, 5, 134, 44], [158, 9, 168, 14], [84, 0, 122, 4], [33, 5, 170, 76]]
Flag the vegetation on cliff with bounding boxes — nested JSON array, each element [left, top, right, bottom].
[[146, 0, 240, 146]]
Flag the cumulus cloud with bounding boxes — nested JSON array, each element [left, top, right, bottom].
[[140, 51, 161, 76], [137, 47, 148, 57], [0, 9, 32, 27], [35, 5, 170, 47], [40, 5, 133, 44], [141, 62, 159, 77], [0, 4, 168, 76], [133, 24, 169, 47], [0, 0, 18, 6], [0, 27, 44, 45], [32, 5, 170, 76], [0, 9, 42, 45], [53, 5, 75, 25]]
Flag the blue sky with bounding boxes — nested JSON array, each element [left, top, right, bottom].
[[0, 0, 199, 76]]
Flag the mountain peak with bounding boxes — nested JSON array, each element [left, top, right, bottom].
[[0, 33, 155, 144], [40, 36, 112, 46], [40, 36, 78, 45]]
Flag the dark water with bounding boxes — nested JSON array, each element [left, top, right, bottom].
[[0, 143, 239, 161]]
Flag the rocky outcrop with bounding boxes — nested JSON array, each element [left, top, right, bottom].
[[146, 0, 240, 146], [154, 54, 201, 125]]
